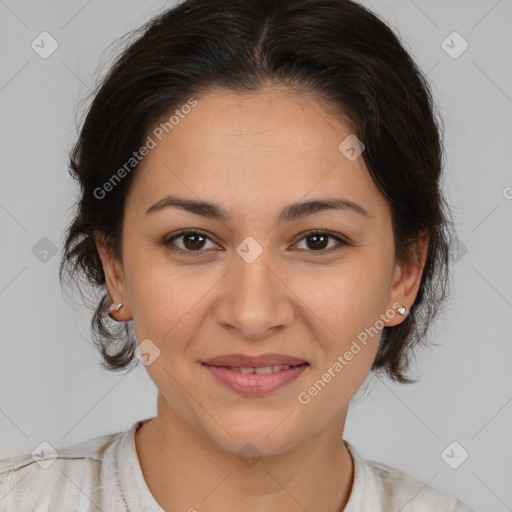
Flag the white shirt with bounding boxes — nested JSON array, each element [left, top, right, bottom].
[[0, 417, 475, 511]]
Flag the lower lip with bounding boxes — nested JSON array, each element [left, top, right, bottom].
[[202, 363, 308, 396]]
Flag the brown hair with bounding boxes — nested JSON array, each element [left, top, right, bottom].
[[59, 0, 454, 384]]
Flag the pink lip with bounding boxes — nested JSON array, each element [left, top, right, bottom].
[[202, 352, 308, 368], [202, 363, 308, 396], [201, 353, 309, 396]]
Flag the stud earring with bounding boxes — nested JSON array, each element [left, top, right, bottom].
[[110, 303, 123, 313], [108, 302, 123, 320], [397, 305, 407, 316]]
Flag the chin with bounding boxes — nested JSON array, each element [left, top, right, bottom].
[[203, 419, 304, 459]]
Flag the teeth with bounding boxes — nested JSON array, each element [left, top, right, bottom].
[[236, 365, 292, 374], [255, 366, 272, 374]]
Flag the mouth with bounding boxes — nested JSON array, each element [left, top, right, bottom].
[[204, 363, 308, 374], [201, 355, 309, 395], [201, 352, 309, 368]]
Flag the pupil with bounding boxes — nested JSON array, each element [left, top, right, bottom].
[[184, 233, 205, 250], [308, 234, 327, 250]]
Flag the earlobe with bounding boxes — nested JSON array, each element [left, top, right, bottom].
[[386, 230, 429, 326], [93, 230, 131, 321]]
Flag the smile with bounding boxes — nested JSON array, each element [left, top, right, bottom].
[[202, 362, 309, 395]]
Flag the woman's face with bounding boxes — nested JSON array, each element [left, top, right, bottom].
[[97, 86, 426, 455]]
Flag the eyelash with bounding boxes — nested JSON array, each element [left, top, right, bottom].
[[161, 229, 349, 256]]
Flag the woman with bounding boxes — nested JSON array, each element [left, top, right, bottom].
[[0, 0, 476, 510]]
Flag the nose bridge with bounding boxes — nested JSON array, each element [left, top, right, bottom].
[[236, 240, 275, 296], [216, 237, 293, 338], [233, 236, 279, 311]]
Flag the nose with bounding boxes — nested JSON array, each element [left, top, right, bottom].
[[214, 245, 295, 340]]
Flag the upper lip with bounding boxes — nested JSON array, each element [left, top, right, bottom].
[[202, 353, 308, 368]]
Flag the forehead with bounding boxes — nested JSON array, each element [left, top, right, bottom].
[[126, 87, 388, 221]]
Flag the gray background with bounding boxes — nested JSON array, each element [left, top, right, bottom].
[[1, 1, 511, 510]]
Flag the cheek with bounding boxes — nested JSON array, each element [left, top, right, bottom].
[[298, 260, 392, 340], [291, 264, 392, 403], [125, 250, 221, 353], [292, 271, 387, 414]]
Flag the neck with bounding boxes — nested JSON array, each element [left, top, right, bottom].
[[135, 394, 354, 512]]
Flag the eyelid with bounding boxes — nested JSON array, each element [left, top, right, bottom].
[[162, 229, 220, 253], [162, 229, 350, 255], [293, 229, 349, 250]]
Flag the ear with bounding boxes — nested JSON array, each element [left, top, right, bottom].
[[385, 229, 429, 327], [93, 230, 132, 321]]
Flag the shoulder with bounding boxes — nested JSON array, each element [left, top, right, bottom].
[[0, 427, 127, 511], [345, 441, 476, 512], [368, 459, 475, 511]]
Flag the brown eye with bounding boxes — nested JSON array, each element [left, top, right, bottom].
[[295, 231, 348, 252], [164, 231, 218, 252]]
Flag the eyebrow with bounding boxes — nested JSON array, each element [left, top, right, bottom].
[[144, 195, 370, 222]]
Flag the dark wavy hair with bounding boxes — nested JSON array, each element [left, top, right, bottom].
[[59, 0, 455, 384]]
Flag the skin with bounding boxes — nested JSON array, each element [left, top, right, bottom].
[[95, 85, 428, 512]]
